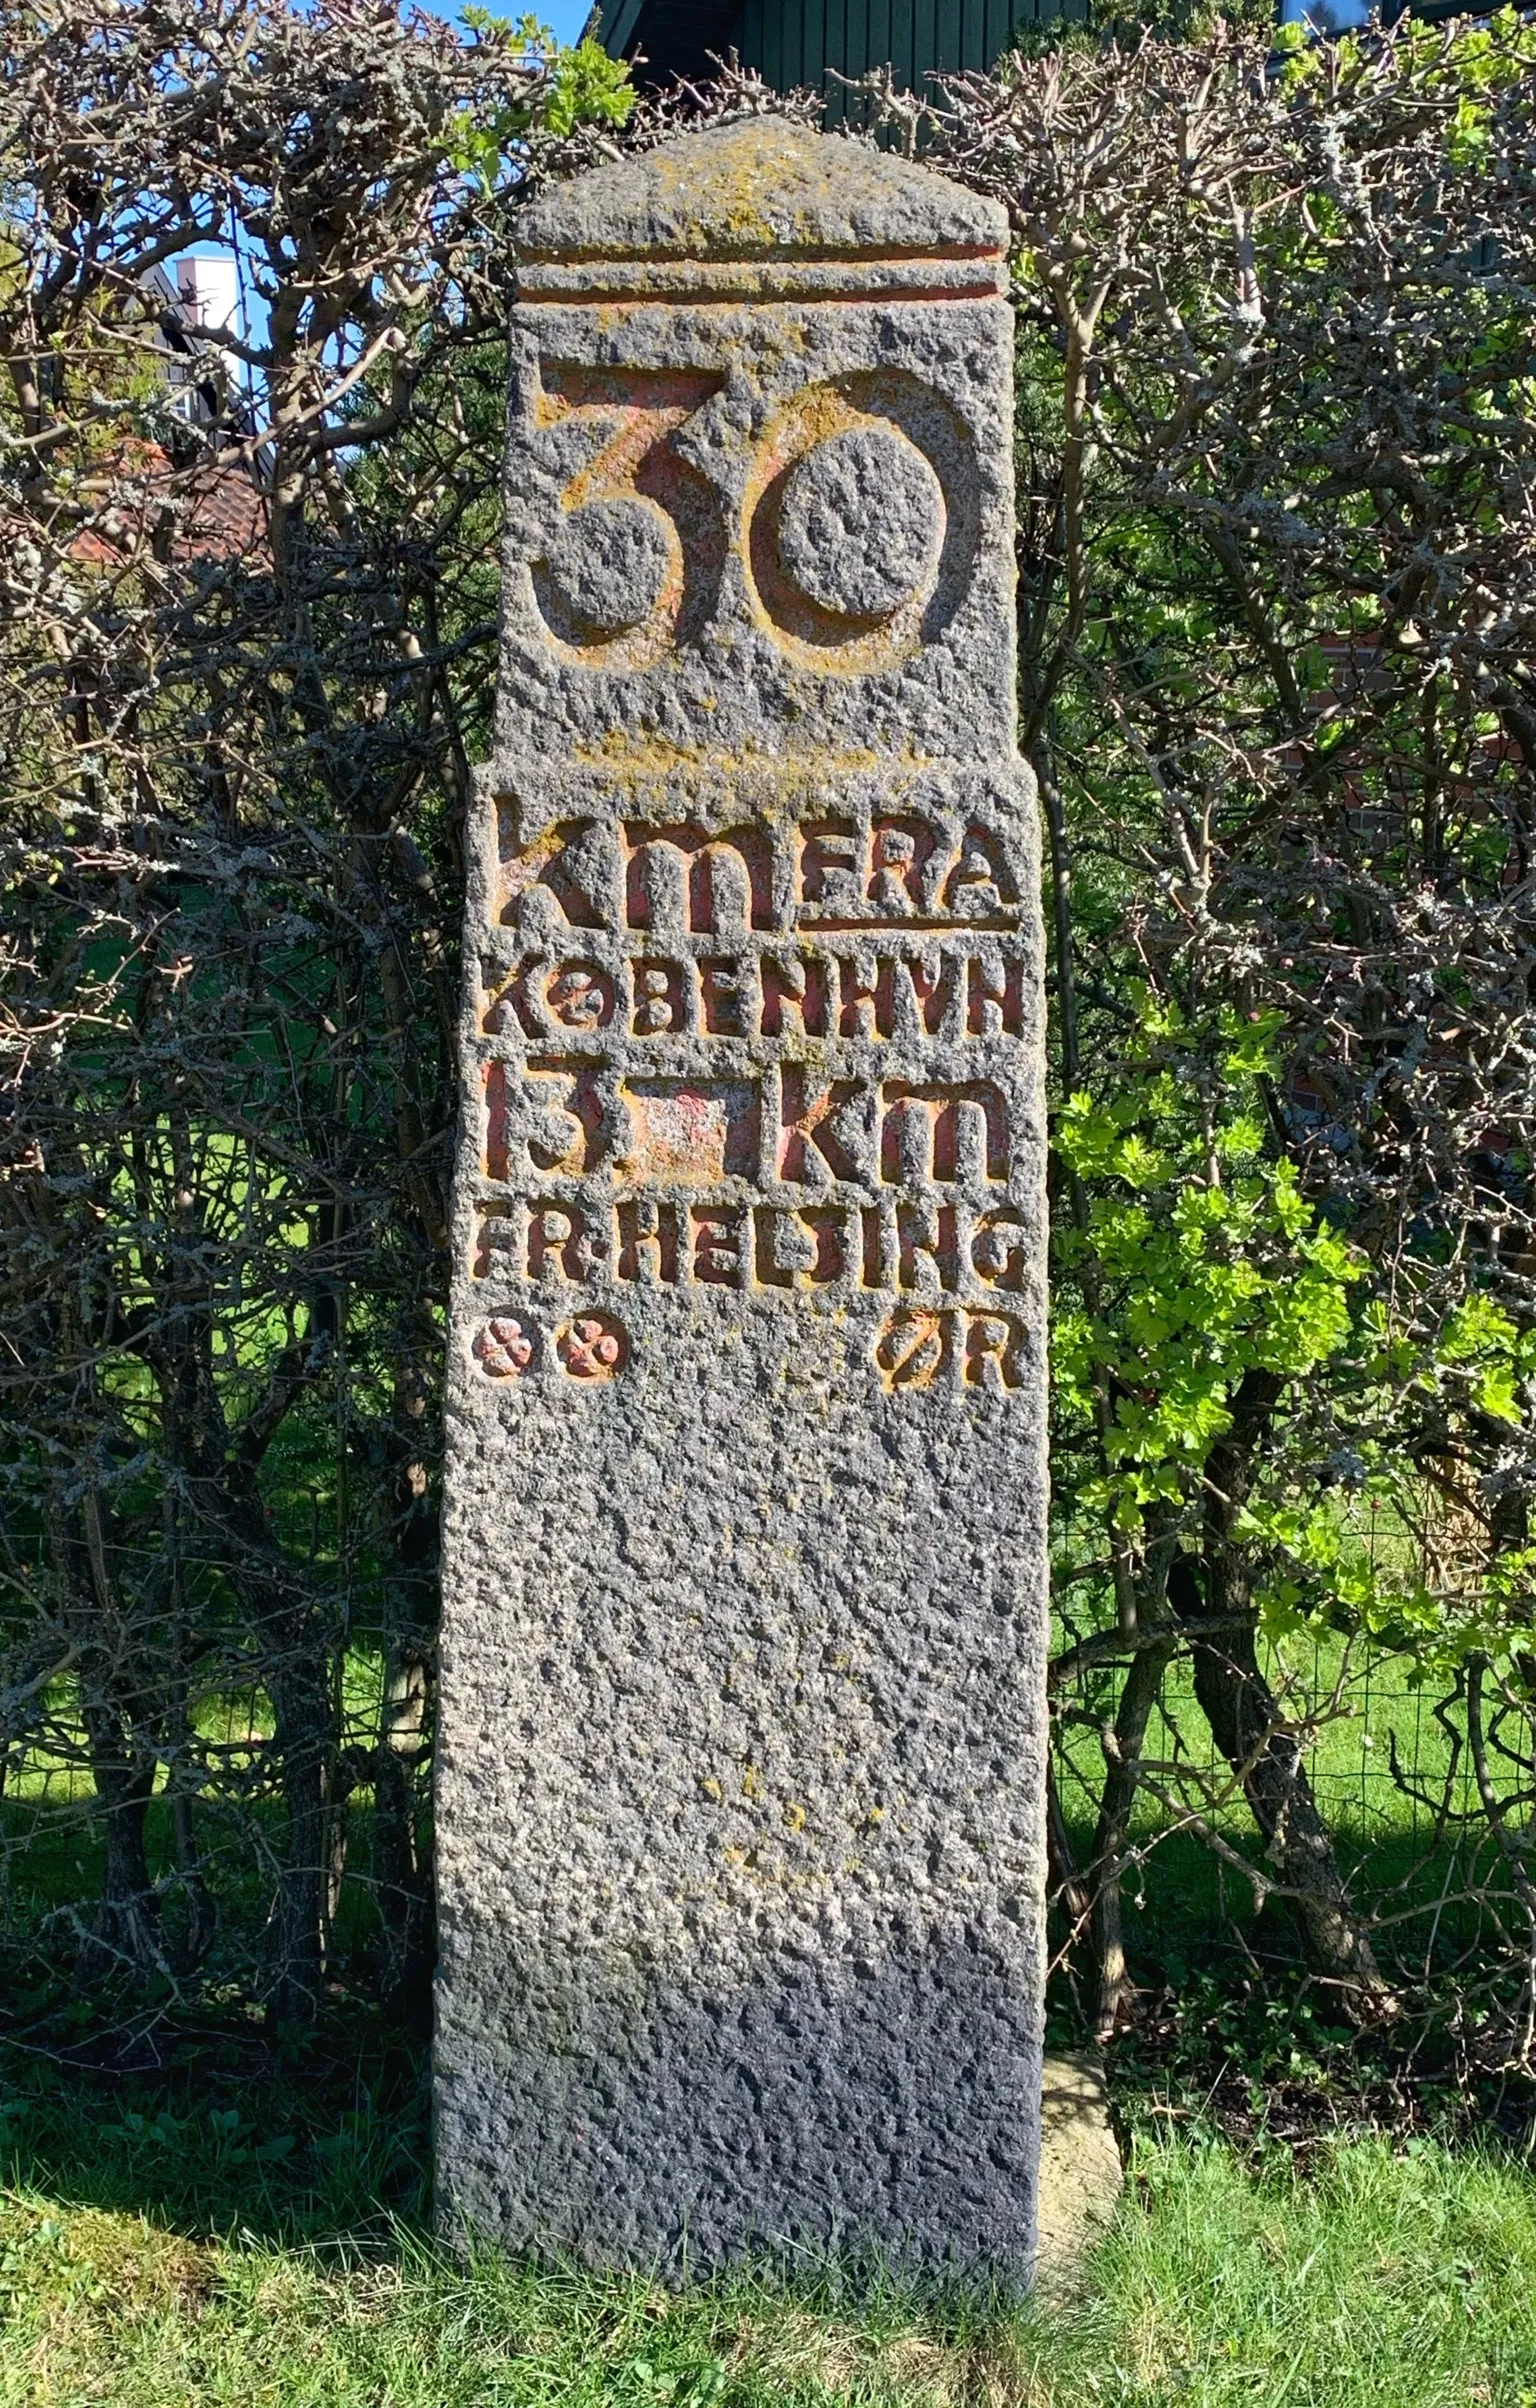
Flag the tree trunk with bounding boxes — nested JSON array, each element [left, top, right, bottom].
[[371, 1334, 438, 2028], [53, 1486, 166, 1991], [168, 1788, 215, 1970], [79, 1696, 163, 1987], [270, 1652, 335, 2026], [1176, 1370, 1395, 2018], [1088, 1632, 1178, 2042], [371, 1644, 432, 2027]]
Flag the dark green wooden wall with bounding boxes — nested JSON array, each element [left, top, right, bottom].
[[734, 0, 1086, 94], [593, 0, 1088, 96]]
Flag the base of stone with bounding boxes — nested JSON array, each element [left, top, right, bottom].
[[1034, 2053, 1123, 2299]]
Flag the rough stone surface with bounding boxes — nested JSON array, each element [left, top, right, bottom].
[[435, 120, 1049, 2284], [543, 497, 675, 639], [514, 118, 1007, 264], [1035, 2056, 1124, 2300], [777, 426, 944, 622]]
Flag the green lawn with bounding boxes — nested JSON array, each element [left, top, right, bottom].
[[4, 1615, 1531, 2404], [2, 2070, 1535, 2407]]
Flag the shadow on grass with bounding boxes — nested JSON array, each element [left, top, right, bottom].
[[0, 2022, 1072, 2408], [0, 2014, 430, 2248], [2, 1810, 1517, 2258]]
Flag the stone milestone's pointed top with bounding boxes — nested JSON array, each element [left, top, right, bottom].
[[516, 117, 1008, 276]]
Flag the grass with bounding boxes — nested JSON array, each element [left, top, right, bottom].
[[3, 2056, 1536, 2406], [3, 1615, 1532, 2403]]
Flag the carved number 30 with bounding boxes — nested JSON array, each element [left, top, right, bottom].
[[532, 368, 725, 670], [531, 366, 949, 672]]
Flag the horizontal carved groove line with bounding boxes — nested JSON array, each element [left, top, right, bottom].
[[517, 256, 1008, 305], [519, 288, 1007, 309], [796, 916, 1019, 933], [519, 243, 1006, 265]]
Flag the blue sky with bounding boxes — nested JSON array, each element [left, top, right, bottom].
[[537, 0, 594, 40], [471, 0, 593, 42], [438, 2, 595, 44]]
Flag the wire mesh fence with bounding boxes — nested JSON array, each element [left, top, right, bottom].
[[4, 1493, 1532, 2058], [1047, 1483, 1536, 2062]]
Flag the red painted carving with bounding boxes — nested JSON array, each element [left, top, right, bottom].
[[475, 1317, 536, 1378], [558, 1312, 629, 1380], [874, 1308, 950, 1391]]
